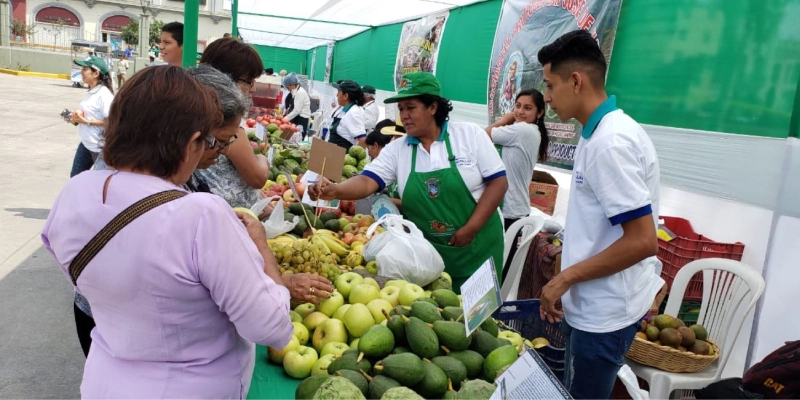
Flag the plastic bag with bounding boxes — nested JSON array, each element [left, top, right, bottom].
[[250, 196, 298, 238], [363, 215, 445, 286], [617, 365, 649, 400]]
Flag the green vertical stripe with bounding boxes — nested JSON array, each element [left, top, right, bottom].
[[182, 0, 200, 68], [231, 0, 238, 37], [313, 46, 327, 82], [791, 71, 800, 139]]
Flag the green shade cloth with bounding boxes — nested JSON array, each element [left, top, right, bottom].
[[247, 345, 301, 400]]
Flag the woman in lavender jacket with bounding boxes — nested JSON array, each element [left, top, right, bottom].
[[41, 67, 294, 399]]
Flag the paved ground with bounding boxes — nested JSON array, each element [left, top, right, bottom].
[[0, 73, 85, 398]]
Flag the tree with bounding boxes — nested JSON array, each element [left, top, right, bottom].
[[43, 18, 66, 49], [120, 19, 165, 48], [11, 18, 36, 40]]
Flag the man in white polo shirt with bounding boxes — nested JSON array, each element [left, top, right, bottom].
[[537, 30, 665, 399]]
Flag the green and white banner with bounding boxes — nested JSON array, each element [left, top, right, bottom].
[[394, 13, 448, 91], [487, 0, 622, 169]]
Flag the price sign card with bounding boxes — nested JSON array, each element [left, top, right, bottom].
[[460, 258, 502, 336], [300, 171, 340, 210], [490, 350, 572, 400], [307, 138, 345, 182]]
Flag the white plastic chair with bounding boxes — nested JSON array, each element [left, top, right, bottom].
[[625, 258, 765, 399], [500, 216, 545, 301]]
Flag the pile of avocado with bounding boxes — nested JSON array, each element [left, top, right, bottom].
[[285, 203, 340, 236], [296, 289, 518, 400]]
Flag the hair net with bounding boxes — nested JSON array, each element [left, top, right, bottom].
[[282, 72, 299, 86]]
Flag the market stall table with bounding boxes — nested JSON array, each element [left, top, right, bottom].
[[248, 345, 300, 400]]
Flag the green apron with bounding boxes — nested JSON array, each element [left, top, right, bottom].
[[386, 182, 400, 199], [401, 131, 504, 293]]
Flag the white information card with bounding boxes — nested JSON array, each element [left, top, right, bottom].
[[460, 258, 501, 336], [490, 349, 572, 400]]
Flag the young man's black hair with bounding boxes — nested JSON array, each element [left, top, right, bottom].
[[161, 22, 184, 47], [537, 30, 606, 88]]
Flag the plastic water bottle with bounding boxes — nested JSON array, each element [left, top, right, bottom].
[[321, 120, 330, 140]]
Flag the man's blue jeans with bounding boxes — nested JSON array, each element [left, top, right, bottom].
[[563, 319, 640, 399]]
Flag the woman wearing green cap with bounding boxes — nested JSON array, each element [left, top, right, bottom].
[[68, 56, 114, 178], [310, 72, 508, 291]]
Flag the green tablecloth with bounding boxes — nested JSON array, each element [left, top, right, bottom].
[[248, 345, 301, 400]]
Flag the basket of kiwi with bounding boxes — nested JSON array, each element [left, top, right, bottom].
[[626, 314, 719, 373]]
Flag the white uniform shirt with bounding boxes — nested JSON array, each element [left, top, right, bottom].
[[491, 122, 541, 219], [562, 97, 665, 333], [334, 105, 366, 145], [285, 87, 312, 120], [362, 100, 380, 133], [363, 121, 506, 203], [78, 85, 114, 153]]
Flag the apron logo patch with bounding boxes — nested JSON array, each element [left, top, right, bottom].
[[425, 177, 439, 198], [431, 220, 451, 234]]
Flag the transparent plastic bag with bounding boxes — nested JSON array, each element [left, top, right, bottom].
[[363, 215, 444, 286], [250, 196, 298, 238]]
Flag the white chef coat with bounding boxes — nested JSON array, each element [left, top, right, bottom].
[[362, 100, 380, 133]]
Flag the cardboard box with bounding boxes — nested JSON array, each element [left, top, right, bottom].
[[529, 170, 558, 215]]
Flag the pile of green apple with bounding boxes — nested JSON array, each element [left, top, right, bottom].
[[269, 271, 455, 379]]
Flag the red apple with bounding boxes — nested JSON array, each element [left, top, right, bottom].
[[256, 116, 264, 123], [246, 118, 256, 128], [295, 182, 306, 197]]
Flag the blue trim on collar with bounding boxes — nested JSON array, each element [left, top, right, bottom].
[[342, 103, 355, 113], [406, 121, 448, 145], [582, 95, 618, 139]]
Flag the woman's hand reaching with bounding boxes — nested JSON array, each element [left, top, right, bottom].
[[283, 274, 334, 305]]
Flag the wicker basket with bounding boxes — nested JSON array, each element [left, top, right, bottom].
[[626, 337, 719, 373]]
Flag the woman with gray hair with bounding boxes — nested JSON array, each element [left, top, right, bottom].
[[283, 72, 311, 140], [186, 64, 247, 190], [192, 64, 266, 208]]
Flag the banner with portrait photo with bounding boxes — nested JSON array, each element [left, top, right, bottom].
[[394, 13, 448, 91], [487, 0, 622, 169]]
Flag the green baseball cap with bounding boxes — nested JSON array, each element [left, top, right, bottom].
[[384, 72, 441, 104], [74, 56, 110, 75]]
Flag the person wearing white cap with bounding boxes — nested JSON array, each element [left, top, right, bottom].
[[68, 56, 115, 178], [361, 85, 380, 133], [283, 72, 312, 140]]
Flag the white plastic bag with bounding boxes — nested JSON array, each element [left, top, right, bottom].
[[617, 365, 649, 400], [250, 196, 298, 238], [363, 215, 445, 286]]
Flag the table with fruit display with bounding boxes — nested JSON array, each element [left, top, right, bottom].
[[241, 134, 556, 399]]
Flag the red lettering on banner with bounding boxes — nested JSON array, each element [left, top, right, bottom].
[[581, 14, 596, 30]]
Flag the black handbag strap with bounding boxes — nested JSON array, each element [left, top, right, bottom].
[[69, 190, 186, 285]]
